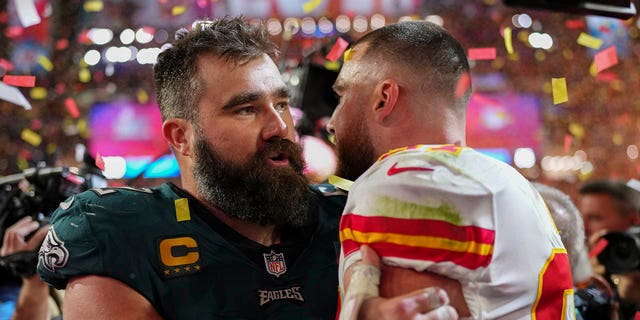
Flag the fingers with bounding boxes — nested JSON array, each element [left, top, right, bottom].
[[397, 287, 450, 315], [1, 216, 47, 256], [418, 305, 458, 320]]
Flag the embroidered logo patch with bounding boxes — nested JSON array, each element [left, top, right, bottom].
[[38, 227, 69, 272], [263, 250, 286, 277], [157, 236, 201, 279], [257, 286, 304, 306]]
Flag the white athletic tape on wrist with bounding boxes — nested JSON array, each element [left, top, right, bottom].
[[339, 264, 381, 320]]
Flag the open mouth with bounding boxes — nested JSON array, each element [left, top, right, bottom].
[[266, 152, 290, 166]]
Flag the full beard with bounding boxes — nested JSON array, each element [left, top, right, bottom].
[[193, 137, 314, 228]]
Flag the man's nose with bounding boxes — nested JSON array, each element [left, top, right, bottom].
[[262, 105, 289, 140]]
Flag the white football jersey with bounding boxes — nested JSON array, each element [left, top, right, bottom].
[[339, 145, 574, 320]]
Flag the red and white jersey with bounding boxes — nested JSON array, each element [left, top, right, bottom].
[[338, 145, 574, 320]]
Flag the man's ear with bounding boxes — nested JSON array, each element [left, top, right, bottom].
[[372, 79, 399, 124], [162, 118, 193, 156]]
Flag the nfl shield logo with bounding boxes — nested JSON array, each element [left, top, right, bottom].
[[263, 250, 286, 277]]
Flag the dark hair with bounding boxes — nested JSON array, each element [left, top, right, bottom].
[[353, 21, 471, 109], [153, 16, 279, 123], [579, 180, 640, 217]]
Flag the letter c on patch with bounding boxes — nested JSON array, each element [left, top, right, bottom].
[[159, 237, 199, 266]]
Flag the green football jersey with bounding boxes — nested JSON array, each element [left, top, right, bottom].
[[38, 183, 345, 319]]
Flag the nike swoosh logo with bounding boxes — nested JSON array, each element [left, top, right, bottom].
[[387, 162, 434, 176]]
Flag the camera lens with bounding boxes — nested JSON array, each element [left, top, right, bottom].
[[597, 231, 640, 274]]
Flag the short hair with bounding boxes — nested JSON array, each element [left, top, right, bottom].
[[533, 182, 591, 283], [353, 21, 471, 109], [153, 16, 279, 123], [578, 180, 640, 217]]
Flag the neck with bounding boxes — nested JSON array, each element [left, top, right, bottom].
[[212, 211, 280, 246]]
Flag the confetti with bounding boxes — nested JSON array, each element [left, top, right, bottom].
[[0, 59, 14, 71], [467, 47, 496, 60], [0, 82, 31, 109], [21, 128, 42, 147], [172, 6, 186, 16], [79, 68, 91, 83], [565, 19, 585, 29], [594, 46, 618, 73], [303, 0, 323, 13], [577, 33, 603, 50], [503, 27, 514, 55], [564, 134, 572, 154], [37, 55, 54, 72], [455, 72, 471, 98], [569, 123, 585, 139], [2, 75, 36, 87], [328, 175, 353, 192], [30, 87, 47, 99], [325, 37, 349, 62], [65, 97, 80, 118], [137, 89, 149, 104], [84, 0, 104, 12], [627, 179, 640, 192], [588, 238, 608, 258], [324, 61, 340, 71], [15, 0, 41, 27], [343, 48, 352, 61], [174, 198, 191, 222], [95, 152, 105, 170], [551, 77, 568, 104]]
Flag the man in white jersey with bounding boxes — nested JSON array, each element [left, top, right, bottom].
[[327, 21, 575, 319]]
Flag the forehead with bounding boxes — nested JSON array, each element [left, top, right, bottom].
[[197, 53, 285, 98]]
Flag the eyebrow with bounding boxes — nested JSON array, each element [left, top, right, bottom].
[[222, 86, 292, 110]]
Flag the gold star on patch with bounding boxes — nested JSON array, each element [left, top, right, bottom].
[[174, 268, 181, 273], [195, 265, 201, 271], [184, 266, 191, 272], [164, 270, 170, 276]]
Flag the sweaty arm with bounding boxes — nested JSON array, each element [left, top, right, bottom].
[[63, 275, 162, 320]]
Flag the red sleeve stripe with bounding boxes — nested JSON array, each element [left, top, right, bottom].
[[340, 214, 495, 245], [342, 239, 492, 269]]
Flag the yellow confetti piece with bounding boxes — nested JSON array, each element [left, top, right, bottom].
[[551, 78, 568, 105], [328, 133, 335, 145], [577, 32, 603, 50], [78, 119, 88, 139], [569, 123, 585, 139], [29, 87, 47, 100], [324, 61, 341, 71], [302, 0, 323, 13], [343, 48, 352, 61], [21, 128, 42, 146], [84, 0, 104, 12], [589, 61, 598, 77], [79, 68, 91, 83], [17, 157, 28, 171], [172, 6, 186, 16], [46, 143, 57, 154], [37, 55, 53, 72], [503, 27, 514, 55], [137, 89, 149, 104], [612, 133, 623, 146], [174, 198, 191, 222], [328, 175, 353, 192]]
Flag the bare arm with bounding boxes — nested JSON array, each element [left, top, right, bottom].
[[63, 275, 162, 320], [343, 245, 461, 320]]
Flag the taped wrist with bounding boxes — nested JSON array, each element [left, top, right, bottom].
[[339, 264, 381, 320]]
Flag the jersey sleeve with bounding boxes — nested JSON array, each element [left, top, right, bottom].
[[37, 193, 102, 289]]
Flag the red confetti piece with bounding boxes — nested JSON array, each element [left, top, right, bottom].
[[0, 12, 8, 23], [56, 38, 69, 50], [3, 75, 36, 87], [5, 26, 24, 38], [30, 119, 43, 131], [565, 19, 585, 29], [142, 26, 156, 35], [65, 97, 80, 118], [564, 134, 572, 154], [454, 72, 471, 98], [325, 37, 349, 62], [55, 82, 66, 94], [594, 46, 618, 73], [0, 59, 14, 71], [589, 238, 609, 258], [595, 72, 618, 83], [78, 29, 91, 44], [95, 152, 105, 171], [634, 311, 639, 320], [468, 47, 496, 60], [197, 0, 207, 8]]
